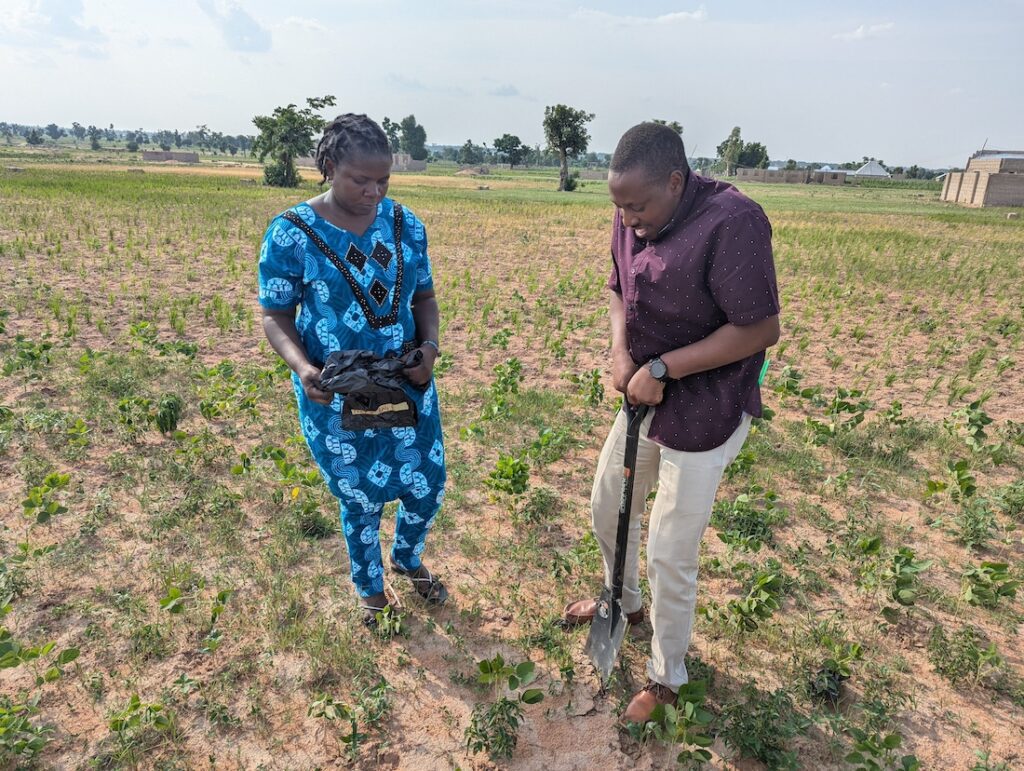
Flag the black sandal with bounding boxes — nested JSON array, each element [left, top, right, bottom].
[[390, 558, 448, 606]]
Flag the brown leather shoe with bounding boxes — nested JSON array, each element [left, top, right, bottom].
[[562, 598, 644, 627], [622, 680, 677, 724]]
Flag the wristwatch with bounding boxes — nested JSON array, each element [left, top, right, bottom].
[[648, 356, 671, 383]]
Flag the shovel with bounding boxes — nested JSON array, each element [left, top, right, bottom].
[[585, 402, 650, 682]]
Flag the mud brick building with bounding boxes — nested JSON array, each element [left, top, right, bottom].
[[941, 150, 1024, 207]]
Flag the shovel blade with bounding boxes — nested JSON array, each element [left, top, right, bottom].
[[584, 588, 627, 682]]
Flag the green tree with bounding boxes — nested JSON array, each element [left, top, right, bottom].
[[784, 159, 797, 171], [458, 139, 484, 165], [381, 117, 401, 153], [493, 133, 526, 169], [25, 128, 44, 145], [542, 104, 594, 191], [45, 123, 65, 142], [651, 118, 683, 135], [252, 95, 336, 187], [738, 142, 769, 169], [717, 126, 743, 175], [87, 125, 102, 150], [399, 115, 428, 161], [71, 122, 86, 145]]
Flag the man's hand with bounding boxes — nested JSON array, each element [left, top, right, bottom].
[[404, 345, 437, 387], [612, 349, 639, 394], [298, 363, 333, 405], [626, 364, 665, 406]]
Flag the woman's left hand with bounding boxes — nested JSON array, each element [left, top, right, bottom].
[[404, 345, 437, 386]]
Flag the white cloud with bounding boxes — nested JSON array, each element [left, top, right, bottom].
[[282, 16, 328, 34], [0, 0, 106, 47], [197, 0, 271, 53], [489, 84, 520, 97], [572, 6, 707, 26], [833, 22, 894, 41]]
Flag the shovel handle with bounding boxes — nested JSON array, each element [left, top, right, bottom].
[[611, 403, 649, 603]]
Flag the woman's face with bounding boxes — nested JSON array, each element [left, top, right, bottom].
[[326, 153, 392, 217]]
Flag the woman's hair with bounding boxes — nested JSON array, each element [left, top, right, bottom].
[[314, 113, 392, 182]]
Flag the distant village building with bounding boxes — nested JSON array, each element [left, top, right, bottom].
[[141, 151, 199, 163], [734, 168, 846, 185], [392, 152, 427, 172], [941, 150, 1024, 207], [849, 160, 890, 178]]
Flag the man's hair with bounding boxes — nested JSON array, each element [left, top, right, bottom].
[[315, 113, 391, 182], [610, 122, 689, 183]]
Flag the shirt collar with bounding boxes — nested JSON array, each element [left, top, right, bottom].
[[651, 171, 698, 242]]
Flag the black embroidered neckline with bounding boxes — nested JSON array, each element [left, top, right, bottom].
[[282, 204, 404, 330]]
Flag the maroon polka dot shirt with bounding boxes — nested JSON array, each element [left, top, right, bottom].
[[609, 173, 780, 452]]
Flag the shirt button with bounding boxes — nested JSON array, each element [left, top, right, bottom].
[[631, 268, 636, 275]]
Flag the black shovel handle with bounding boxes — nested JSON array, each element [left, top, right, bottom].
[[611, 402, 649, 604]]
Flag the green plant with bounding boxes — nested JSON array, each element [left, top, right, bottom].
[[719, 684, 801, 769], [0, 693, 52, 762], [711, 486, 785, 551], [21, 472, 70, 525], [107, 694, 176, 764], [308, 693, 365, 762], [486, 452, 530, 496], [810, 637, 863, 705], [879, 547, 932, 622], [368, 605, 406, 640], [845, 728, 920, 771], [464, 654, 544, 761], [634, 680, 715, 766], [700, 569, 783, 632], [956, 497, 997, 550], [566, 368, 604, 407], [927, 625, 1002, 685], [961, 562, 1019, 608]]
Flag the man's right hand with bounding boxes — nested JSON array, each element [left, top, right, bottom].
[[612, 350, 639, 394], [298, 363, 333, 405]]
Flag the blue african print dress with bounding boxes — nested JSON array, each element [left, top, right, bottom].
[[258, 199, 446, 597]]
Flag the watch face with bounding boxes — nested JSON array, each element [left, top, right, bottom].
[[649, 359, 668, 381]]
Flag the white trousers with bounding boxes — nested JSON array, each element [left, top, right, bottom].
[[590, 408, 751, 690]]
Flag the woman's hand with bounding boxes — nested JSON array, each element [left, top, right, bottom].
[[404, 346, 437, 387], [298, 362, 333, 405], [626, 364, 665, 407]]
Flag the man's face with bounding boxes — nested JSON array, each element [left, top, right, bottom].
[[608, 167, 685, 240]]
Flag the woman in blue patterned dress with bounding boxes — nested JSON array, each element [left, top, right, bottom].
[[258, 114, 447, 627]]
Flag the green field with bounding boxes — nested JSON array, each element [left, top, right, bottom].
[[1, 163, 1022, 769]]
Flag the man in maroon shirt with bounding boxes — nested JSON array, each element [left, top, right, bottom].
[[564, 122, 780, 723]]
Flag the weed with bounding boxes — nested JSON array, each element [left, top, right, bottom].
[[719, 684, 802, 769], [927, 626, 1002, 685], [845, 728, 920, 771], [630, 680, 714, 766]]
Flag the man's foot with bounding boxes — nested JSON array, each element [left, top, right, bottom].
[[622, 680, 677, 724], [390, 558, 448, 605], [562, 598, 644, 627]]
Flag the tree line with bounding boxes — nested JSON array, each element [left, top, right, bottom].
[[0, 121, 256, 156]]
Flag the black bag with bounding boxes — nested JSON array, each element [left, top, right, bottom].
[[319, 348, 423, 430]]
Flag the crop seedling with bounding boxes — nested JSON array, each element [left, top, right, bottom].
[[629, 680, 715, 766], [464, 654, 544, 761], [21, 472, 69, 525], [879, 547, 933, 623], [845, 728, 920, 771], [961, 563, 1019, 608], [107, 694, 176, 766], [369, 605, 406, 640], [810, 637, 863, 706], [486, 452, 530, 497]]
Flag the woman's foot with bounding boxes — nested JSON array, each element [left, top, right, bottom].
[[390, 558, 448, 605], [360, 591, 389, 629]]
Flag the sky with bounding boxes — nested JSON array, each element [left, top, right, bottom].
[[1, 0, 1022, 168]]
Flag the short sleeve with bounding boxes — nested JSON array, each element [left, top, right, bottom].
[[607, 209, 622, 294], [405, 208, 434, 292], [258, 216, 306, 310], [707, 208, 780, 326]]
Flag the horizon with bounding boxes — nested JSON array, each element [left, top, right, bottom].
[[2, 1, 1021, 169]]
